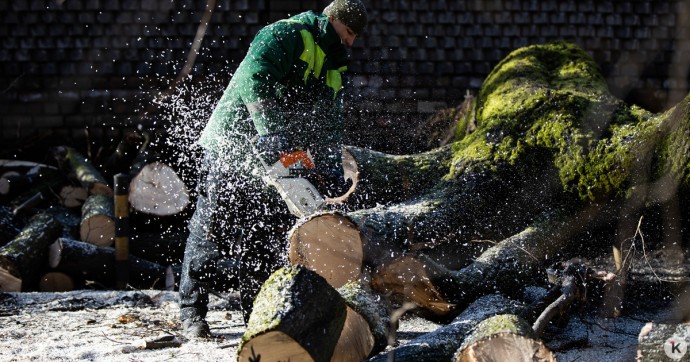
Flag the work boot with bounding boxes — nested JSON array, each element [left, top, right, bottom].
[[181, 319, 212, 339]]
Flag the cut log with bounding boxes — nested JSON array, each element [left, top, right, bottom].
[[288, 212, 364, 288], [371, 254, 456, 319], [128, 161, 189, 216], [454, 314, 556, 362], [38, 271, 75, 292], [1, 165, 68, 213], [80, 194, 115, 247], [59, 185, 88, 208], [332, 281, 391, 361], [126, 132, 189, 216], [0, 213, 62, 291], [638, 322, 690, 361], [12, 192, 45, 216], [49, 237, 170, 290], [0, 159, 59, 172], [368, 294, 525, 361], [238, 265, 347, 362], [0, 172, 29, 196], [52, 145, 112, 196]]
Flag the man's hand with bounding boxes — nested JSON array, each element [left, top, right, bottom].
[[255, 133, 291, 165]]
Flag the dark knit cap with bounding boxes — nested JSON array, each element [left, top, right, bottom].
[[323, 0, 368, 35]]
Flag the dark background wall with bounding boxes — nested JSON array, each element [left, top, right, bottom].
[[1, 0, 689, 157]]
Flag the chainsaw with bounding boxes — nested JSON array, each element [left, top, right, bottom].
[[255, 146, 326, 218]]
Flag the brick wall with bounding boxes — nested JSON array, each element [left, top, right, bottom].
[[1, 0, 689, 155]]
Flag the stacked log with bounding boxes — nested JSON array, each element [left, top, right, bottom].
[[0, 135, 192, 293]]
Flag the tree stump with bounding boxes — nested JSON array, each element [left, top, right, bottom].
[[0, 213, 62, 291]]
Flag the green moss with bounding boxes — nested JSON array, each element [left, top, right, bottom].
[[657, 97, 690, 185], [447, 41, 676, 201], [242, 266, 300, 342]]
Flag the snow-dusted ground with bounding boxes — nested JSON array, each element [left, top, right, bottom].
[[0, 289, 674, 361]]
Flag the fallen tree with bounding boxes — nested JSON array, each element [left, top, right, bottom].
[[289, 41, 690, 324]]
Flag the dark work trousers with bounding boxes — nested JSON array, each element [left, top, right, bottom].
[[179, 151, 293, 324]]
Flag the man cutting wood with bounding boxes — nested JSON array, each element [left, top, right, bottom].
[[179, 0, 367, 338]]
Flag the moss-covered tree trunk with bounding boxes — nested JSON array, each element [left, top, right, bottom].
[[329, 41, 690, 318]]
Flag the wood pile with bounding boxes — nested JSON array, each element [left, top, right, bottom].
[[0, 131, 212, 293]]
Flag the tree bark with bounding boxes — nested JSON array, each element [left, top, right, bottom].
[[0, 206, 21, 247], [453, 314, 555, 362], [49, 237, 171, 290], [0, 213, 62, 291], [52, 146, 112, 196], [342, 145, 453, 209], [238, 265, 347, 362]]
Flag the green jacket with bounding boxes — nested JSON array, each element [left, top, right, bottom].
[[198, 11, 349, 176]]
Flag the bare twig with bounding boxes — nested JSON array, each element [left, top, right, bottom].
[[533, 263, 588, 336], [100, 331, 130, 345]]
